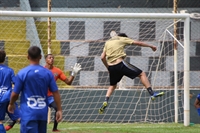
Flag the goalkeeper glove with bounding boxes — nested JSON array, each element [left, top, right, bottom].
[[197, 108, 200, 116], [71, 63, 82, 76]]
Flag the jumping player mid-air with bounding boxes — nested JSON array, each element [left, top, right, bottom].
[[99, 32, 164, 114]]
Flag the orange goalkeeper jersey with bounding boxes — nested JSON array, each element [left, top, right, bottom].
[[46, 66, 67, 96]]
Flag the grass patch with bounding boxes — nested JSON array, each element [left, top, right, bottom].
[[6, 122, 200, 133]]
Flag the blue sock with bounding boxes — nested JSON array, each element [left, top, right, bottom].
[[0, 124, 6, 133]]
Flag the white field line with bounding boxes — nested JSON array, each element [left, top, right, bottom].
[[46, 125, 183, 130]]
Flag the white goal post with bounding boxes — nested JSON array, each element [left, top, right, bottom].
[[0, 11, 190, 126]]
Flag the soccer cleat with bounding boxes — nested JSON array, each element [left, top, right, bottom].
[[5, 125, 13, 131], [99, 101, 108, 114], [52, 129, 61, 132], [151, 92, 164, 100]]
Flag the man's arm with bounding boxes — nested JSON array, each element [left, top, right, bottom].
[[58, 63, 81, 85], [101, 51, 108, 68], [8, 92, 19, 113], [52, 90, 62, 122], [133, 40, 157, 51], [64, 76, 74, 85]]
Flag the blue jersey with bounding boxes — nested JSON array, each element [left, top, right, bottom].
[[0, 64, 15, 103], [197, 94, 200, 101], [13, 64, 58, 121]]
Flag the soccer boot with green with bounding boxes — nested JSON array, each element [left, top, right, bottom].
[[99, 101, 108, 114], [151, 92, 164, 100]]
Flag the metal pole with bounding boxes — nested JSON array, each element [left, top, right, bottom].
[[47, 0, 52, 54], [184, 16, 190, 126], [47, 0, 52, 124], [173, 0, 178, 123], [0, 11, 190, 19]]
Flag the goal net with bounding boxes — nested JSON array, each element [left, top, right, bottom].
[[1, 11, 190, 125]]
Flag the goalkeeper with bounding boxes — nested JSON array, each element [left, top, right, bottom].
[[44, 54, 82, 132], [99, 32, 164, 114], [194, 94, 200, 116]]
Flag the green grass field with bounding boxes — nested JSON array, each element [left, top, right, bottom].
[[6, 122, 200, 133]]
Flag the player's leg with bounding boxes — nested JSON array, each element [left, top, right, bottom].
[[99, 85, 117, 114], [5, 102, 21, 131], [49, 101, 60, 132], [4, 120, 16, 131], [38, 120, 47, 133], [0, 102, 9, 133], [123, 60, 164, 100], [0, 123, 6, 133], [138, 71, 164, 100], [99, 63, 123, 114]]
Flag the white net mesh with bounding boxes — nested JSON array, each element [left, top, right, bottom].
[[0, 13, 189, 123]]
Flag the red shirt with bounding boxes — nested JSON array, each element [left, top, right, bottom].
[[46, 66, 67, 96]]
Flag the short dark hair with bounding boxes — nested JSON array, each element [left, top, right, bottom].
[[28, 46, 41, 60], [45, 54, 53, 59], [118, 33, 128, 37], [0, 50, 6, 63]]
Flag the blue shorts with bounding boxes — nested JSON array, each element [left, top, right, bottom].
[[0, 102, 9, 120], [20, 120, 47, 133], [6, 102, 21, 121], [48, 96, 54, 106]]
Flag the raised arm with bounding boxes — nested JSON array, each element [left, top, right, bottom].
[[132, 40, 157, 51], [62, 63, 82, 85]]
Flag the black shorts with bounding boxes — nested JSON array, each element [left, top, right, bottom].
[[108, 60, 142, 85]]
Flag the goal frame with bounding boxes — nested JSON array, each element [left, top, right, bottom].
[[0, 11, 190, 126]]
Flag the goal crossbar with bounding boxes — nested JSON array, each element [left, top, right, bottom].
[[0, 11, 190, 19]]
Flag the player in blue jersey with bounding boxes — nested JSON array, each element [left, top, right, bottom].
[[8, 46, 62, 133], [0, 50, 15, 133], [194, 93, 200, 116]]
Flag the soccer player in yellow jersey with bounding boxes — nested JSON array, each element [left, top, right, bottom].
[[99, 32, 164, 114]]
